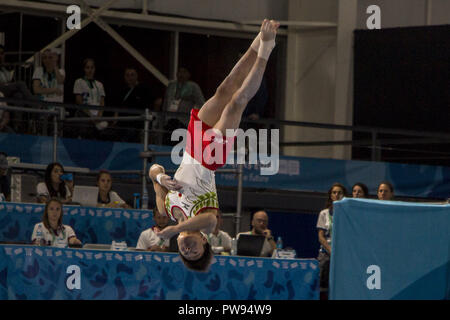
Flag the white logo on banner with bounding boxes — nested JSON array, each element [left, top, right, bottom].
[[104, 211, 112, 217], [14, 248, 23, 255], [229, 259, 236, 267], [66, 265, 81, 290], [123, 211, 130, 219], [153, 255, 161, 262], [366, 5, 381, 29], [66, 5, 81, 30], [35, 248, 43, 256], [247, 260, 255, 267], [272, 261, 280, 269], [142, 213, 149, 219], [366, 265, 381, 290]]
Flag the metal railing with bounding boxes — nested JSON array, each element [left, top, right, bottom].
[[2, 97, 450, 231]]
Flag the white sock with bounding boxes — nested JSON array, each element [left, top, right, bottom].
[[250, 32, 261, 52], [258, 39, 275, 60]]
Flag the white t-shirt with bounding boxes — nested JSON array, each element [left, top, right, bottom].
[[316, 208, 332, 253], [73, 78, 105, 115], [165, 152, 219, 221], [31, 222, 76, 248], [32, 66, 65, 103], [207, 230, 232, 250], [136, 227, 170, 250], [0, 67, 13, 84], [36, 182, 72, 200], [98, 191, 126, 206]]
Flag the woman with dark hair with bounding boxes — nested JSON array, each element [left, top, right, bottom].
[[72, 58, 107, 139], [31, 198, 81, 247], [316, 182, 347, 299], [377, 181, 394, 200], [352, 182, 369, 198], [96, 170, 130, 208], [36, 162, 73, 203]]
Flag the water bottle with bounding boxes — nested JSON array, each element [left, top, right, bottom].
[[231, 238, 237, 255], [142, 189, 148, 209], [35, 224, 44, 246], [276, 236, 283, 250], [133, 193, 141, 209]]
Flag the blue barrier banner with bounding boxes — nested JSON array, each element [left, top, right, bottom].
[[2, 132, 450, 198], [0, 202, 154, 247], [0, 245, 319, 300], [329, 198, 450, 300]]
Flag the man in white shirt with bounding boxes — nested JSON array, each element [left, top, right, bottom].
[[136, 207, 171, 251], [207, 210, 232, 253]]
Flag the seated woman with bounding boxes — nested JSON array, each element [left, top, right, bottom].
[[31, 198, 82, 247], [36, 162, 73, 204], [96, 170, 130, 208]]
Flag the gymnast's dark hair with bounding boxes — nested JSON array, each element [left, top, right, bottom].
[[179, 241, 213, 273], [44, 162, 67, 199]]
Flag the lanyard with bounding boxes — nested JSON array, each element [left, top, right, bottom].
[[328, 211, 333, 236], [83, 78, 100, 105], [43, 70, 56, 89], [50, 227, 66, 245], [123, 86, 135, 102]]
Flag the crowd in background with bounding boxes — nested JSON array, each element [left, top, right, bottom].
[[0, 45, 268, 143]]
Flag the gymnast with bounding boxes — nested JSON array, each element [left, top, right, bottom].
[[149, 19, 280, 272]]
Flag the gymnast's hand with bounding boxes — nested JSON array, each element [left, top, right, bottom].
[[155, 225, 179, 239], [159, 174, 182, 191]]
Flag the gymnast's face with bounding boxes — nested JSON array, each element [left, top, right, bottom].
[[177, 231, 207, 261]]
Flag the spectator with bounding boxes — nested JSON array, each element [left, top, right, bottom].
[[0, 44, 38, 133], [72, 58, 106, 139], [352, 182, 369, 198], [162, 67, 205, 144], [0, 92, 14, 133], [317, 182, 347, 300], [377, 181, 394, 200], [36, 162, 73, 204], [237, 210, 276, 257], [31, 198, 82, 247], [32, 48, 65, 136], [0, 44, 36, 101], [0, 152, 11, 201], [136, 207, 171, 251], [96, 170, 130, 209], [115, 67, 156, 142], [206, 210, 232, 254], [32, 48, 65, 104]]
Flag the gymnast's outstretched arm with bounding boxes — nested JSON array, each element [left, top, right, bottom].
[[149, 164, 181, 216]]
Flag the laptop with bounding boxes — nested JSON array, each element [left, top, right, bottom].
[[237, 234, 266, 257], [72, 186, 99, 207]]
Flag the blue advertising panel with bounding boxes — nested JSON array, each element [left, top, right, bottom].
[[329, 198, 450, 300]]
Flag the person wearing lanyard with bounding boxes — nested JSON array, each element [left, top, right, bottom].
[[316, 182, 347, 300], [206, 210, 232, 254], [73, 58, 106, 139], [32, 48, 65, 136], [136, 207, 171, 251], [31, 198, 82, 247]]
